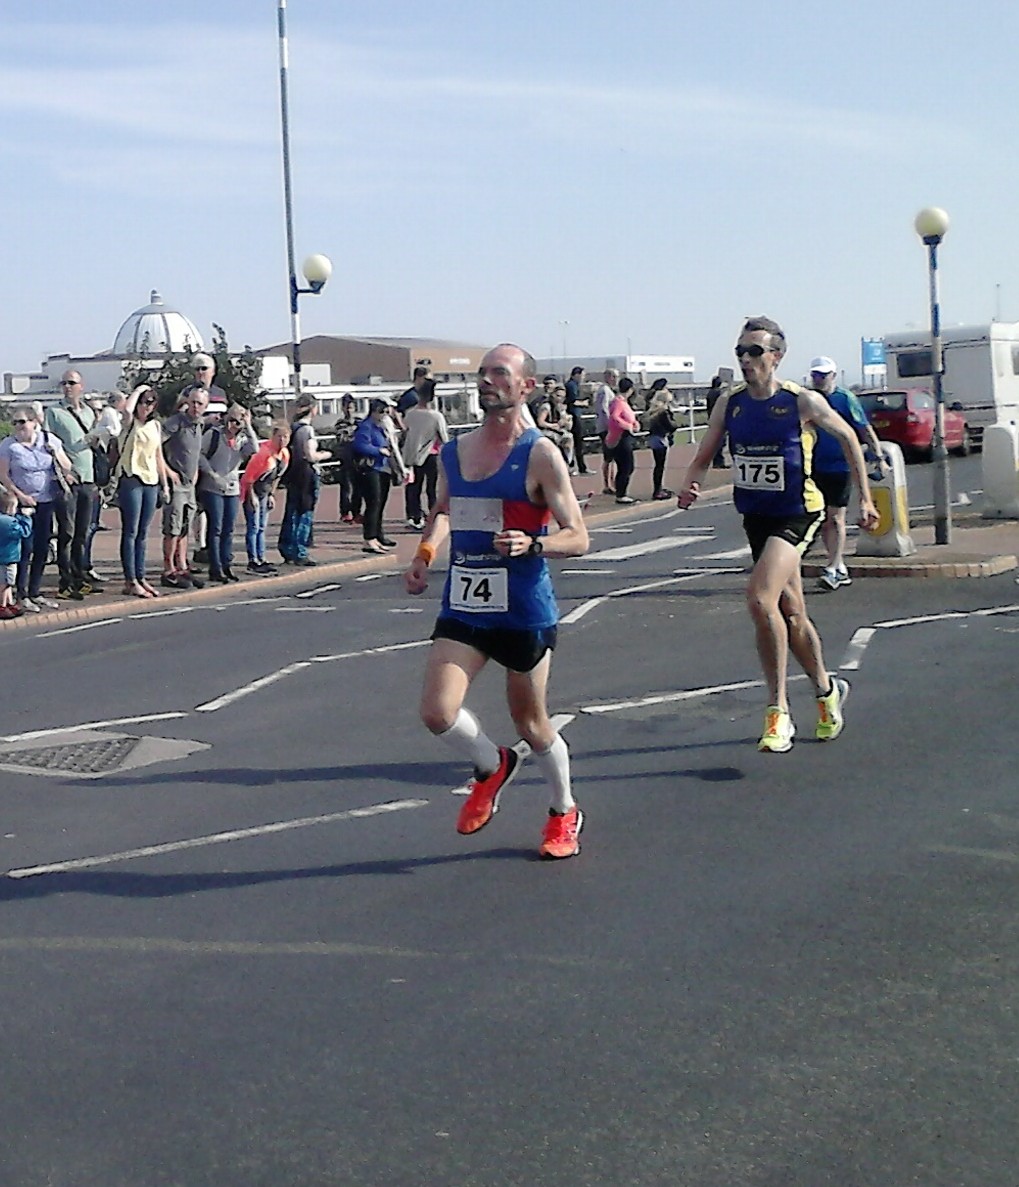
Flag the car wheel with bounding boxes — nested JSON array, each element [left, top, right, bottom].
[[952, 428, 972, 457]]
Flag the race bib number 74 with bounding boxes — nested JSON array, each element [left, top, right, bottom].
[[733, 456, 785, 490], [449, 565, 509, 613]]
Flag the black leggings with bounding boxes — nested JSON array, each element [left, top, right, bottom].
[[612, 436, 635, 497], [651, 446, 668, 495], [360, 469, 392, 542]]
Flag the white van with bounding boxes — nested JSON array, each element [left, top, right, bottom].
[[883, 322, 1019, 446]]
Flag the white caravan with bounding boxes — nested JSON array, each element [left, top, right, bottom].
[[883, 323, 1019, 445]]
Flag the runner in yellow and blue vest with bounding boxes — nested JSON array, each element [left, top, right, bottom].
[[678, 316, 879, 754], [404, 343, 590, 859]]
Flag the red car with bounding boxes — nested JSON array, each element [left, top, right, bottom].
[[856, 388, 971, 461]]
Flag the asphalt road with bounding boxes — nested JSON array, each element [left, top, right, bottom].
[[2, 452, 1018, 1187]]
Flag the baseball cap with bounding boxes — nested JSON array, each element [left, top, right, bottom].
[[808, 356, 837, 374]]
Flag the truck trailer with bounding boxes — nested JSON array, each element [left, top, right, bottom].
[[883, 322, 1019, 446]]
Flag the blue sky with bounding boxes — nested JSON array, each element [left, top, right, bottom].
[[3, 0, 1017, 384]]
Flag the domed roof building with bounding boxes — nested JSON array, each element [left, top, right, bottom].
[[112, 290, 204, 357]]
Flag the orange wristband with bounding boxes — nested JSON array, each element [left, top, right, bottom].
[[414, 542, 436, 568]]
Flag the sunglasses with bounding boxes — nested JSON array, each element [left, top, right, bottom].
[[139, 397, 157, 406], [60, 379, 81, 386], [226, 418, 242, 425], [734, 344, 777, 359], [13, 418, 30, 425], [195, 366, 212, 372]]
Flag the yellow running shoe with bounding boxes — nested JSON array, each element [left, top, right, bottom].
[[759, 706, 795, 753], [816, 676, 850, 741]]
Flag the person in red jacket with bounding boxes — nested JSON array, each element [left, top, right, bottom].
[[239, 423, 291, 574]]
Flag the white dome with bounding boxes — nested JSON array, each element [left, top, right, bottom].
[[113, 290, 204, 356]]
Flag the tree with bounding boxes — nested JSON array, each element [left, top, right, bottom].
[[118, 327, 266, 420]]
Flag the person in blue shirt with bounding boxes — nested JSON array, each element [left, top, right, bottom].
[[0, 490, 32, 619], [404, 343, 590, 859], [807, 356, 887, 591]]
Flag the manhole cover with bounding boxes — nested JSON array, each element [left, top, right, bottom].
[[0, 736, 142, 775]]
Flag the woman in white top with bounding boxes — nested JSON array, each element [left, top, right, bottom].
[[114, 385, 171, 598]]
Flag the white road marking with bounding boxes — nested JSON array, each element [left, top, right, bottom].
[[584, 536, 712, 561], [449, 714, 575, 795], [561, 571, 720, 625], [389, 608, 426, 614], [210, 596, 290, 610], [1, 712, 189, 743], [562, 569, 615, 574], [875, 611, 969, 628], [973, 603, 1019, 617], [684, 546, 751, 562], [37, 619, 123, 637], [581, 678, 768, 714], [296, 583, 343, 599], [840, 627, 876, 671], [5, 799, 430, 879], [273, 606, 335, 613], [128, 607, 195, 619], [309, 640, 430, 662], [194, 662, 313, 712], [590, 527, 634, 535]]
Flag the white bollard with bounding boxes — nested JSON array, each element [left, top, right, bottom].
[[854, 441, 916, 557], [981, 422, 1019, 519]]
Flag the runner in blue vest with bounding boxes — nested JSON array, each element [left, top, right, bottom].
[[807, 355, 887, 590], [678, 317, 879, 754], [404, 343, 590, 858]]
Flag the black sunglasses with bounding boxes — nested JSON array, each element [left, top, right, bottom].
[[60, 379, 81, 386], [12, 418, 30, 425], [734, 343, 779, 359], [139, 397, 157, 406]]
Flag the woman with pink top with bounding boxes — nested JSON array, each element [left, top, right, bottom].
[[605, 377, 641, 504], [239, 422, 291, 575]]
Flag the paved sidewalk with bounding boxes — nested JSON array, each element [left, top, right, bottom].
[[4, 442, 1017, 631]]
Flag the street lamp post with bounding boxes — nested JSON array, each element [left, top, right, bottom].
[[914, 206, 951, 545], [277, 0, 331, 407]]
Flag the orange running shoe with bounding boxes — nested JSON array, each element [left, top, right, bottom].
[[456, 746, 520, 835], [538, 806, 584, 860]]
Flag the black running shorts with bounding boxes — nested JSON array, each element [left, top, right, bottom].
[[742, 511, 823, 562], [813, 470, 853, 509], [432, 616, 558, 673]]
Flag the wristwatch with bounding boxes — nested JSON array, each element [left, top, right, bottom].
[[526, 536, 543, 557]]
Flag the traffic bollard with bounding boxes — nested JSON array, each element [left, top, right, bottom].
[[855, 441, 915, 557], [981, 422, 1019, 519]]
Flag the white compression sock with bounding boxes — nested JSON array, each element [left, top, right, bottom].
[[533, 733, 575, 814], [437, 709, 501, 776]]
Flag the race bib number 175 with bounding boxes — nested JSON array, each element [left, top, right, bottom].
[[733, 456, 785, 490]]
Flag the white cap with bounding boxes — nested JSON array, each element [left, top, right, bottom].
[[808, 356, 837, 374]]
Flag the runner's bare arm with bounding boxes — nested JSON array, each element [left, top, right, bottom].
[[404, 461, 451, 594], [495, 438, 589, 559]]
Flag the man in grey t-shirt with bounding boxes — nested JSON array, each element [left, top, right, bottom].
[[161, 386, 209, 588]]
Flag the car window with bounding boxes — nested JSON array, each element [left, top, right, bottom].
[[910, 392, 934, 410], [858, 392, 906, 414]]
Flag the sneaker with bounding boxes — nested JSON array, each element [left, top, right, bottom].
[[406, 518, 419, 529], [293, 556, 317, 567], [378, 538, 397, 548], [85, 569, 105, 585], [362, 541, 386, 554], [181, 570, 205, 589], [456, 747, 520, 835], [615, 496, 638, 505], [34, 596, 60, 611], [758, 706, 795, 753], [57, 585, 84, 601], [836, 566, 852, 587], [412, 519, 424, 531], [816, 676, 850, 742], [160, 572, 188, 589], [257, 561, 278, 574], [538, 806, 584, 859], [20, 597, 41, 613], [818, 567, 841, 591], [602, 486, 614, 495], [246, 561, 262, 574]]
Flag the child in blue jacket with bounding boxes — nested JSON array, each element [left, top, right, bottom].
[[0, 490, 33, 619]]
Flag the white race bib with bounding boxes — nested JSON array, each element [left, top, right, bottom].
[[449, 496, 504, 534], [733, 455, 785, 491], [449, 565, 509, 614]]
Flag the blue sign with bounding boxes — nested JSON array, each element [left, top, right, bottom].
[[861, 338, 886, 367]]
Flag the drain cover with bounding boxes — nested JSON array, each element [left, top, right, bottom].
[[2, 736, 142, 775], [0, 730, 209, 779]]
